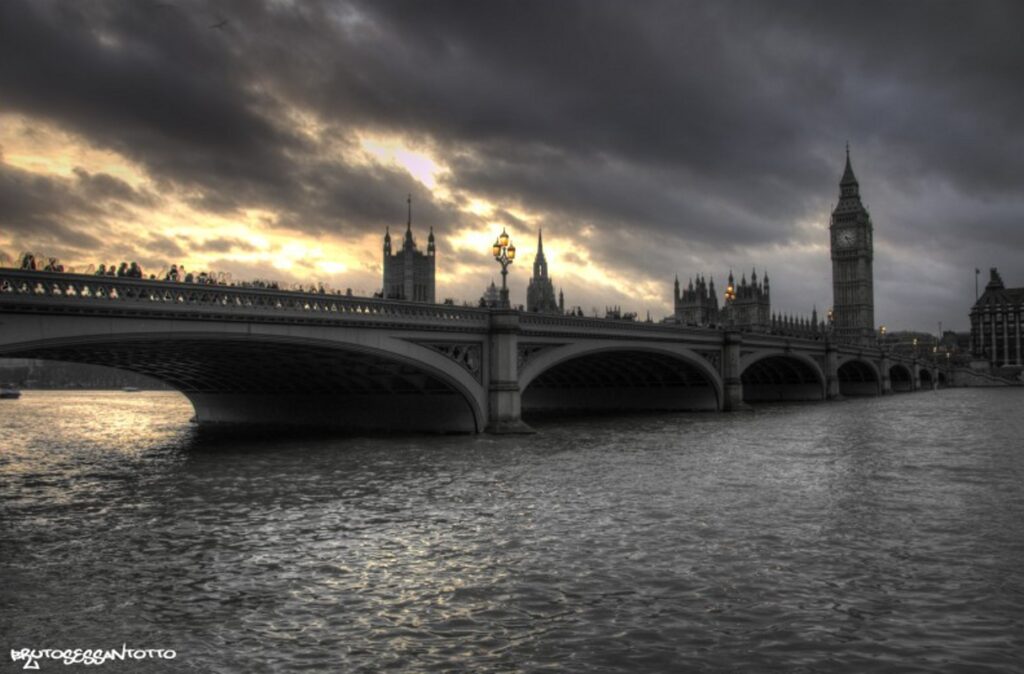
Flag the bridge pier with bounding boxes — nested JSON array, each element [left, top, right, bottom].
[[825, 339, 842, 400], [880, 354, 892, 394], [485, 310, 534, 434], [721, 331, 749, 411]]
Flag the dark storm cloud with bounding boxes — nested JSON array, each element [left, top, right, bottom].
[[145, 234, 187, 259], [195, 237, 256, 254], [73, 168, 158, 207], [0, 164, 105, 250], [1, 0, 1022, 327]]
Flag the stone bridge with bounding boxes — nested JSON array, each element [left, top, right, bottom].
[[0, 270, 950, 433]]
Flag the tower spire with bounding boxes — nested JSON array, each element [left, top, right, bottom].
[[841, 143, 858, 187], [406, 193, 412, 230], [533, 228, 548, 279]]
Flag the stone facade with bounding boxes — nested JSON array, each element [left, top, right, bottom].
[[830, 147, 875, 345], [382, 197, 435, 303], [970, 268, 1023, 367], [722, 269, 771, 332], [673, 269, 772, 332], [674, 275, 719, 326]]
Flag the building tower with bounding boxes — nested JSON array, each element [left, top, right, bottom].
[[382, 195, 435, 302], [527, 229, 560, 313], [674, 274, 719, 326], [830, 145, 874, 345], [720, 268, 770, 331]]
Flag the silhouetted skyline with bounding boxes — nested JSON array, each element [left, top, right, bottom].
[[2, 1, 1022, 330]]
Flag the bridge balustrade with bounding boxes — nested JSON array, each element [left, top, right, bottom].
[[0, 269, 490, 327]]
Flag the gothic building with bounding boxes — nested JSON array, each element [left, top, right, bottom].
[[674, 274, 719, 326], [382, 197, 435, 303], [673, 269, 771, 331], [970, 268, 1023, 368], [830, 146, 875, 345], [721, 269, 771, 332], [526, 230, 562, 313]]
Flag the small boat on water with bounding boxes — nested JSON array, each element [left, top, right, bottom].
[[122, 386, 140, 393], [0, 385, 21, 399]]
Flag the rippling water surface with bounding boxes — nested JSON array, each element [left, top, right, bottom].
[[2, 389, 1023, 672]]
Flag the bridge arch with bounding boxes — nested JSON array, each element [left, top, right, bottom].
[[837, 358, 881, 396], [889, 363, 914, 393], [918, 367, 934, 390], [739, 352, 826, 402], [519, 341, 722, 414], [0, 331, 487, 433]]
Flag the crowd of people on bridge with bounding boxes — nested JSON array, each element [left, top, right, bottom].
[[11, 251, 363, 297], [19, 253, 66, 273], [95, 262, 145, 278]]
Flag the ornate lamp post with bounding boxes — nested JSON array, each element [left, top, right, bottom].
[[827, 307, 834, 336], [491, 228, 516, 308]]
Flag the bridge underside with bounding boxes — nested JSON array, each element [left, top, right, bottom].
[[919, 368, 933, 389], [838, 360, 879, 396], [741, 356, 824, 402], [8, 339, 478, 433], [890, 364, 913, 392], [522, 350, 718, 416]]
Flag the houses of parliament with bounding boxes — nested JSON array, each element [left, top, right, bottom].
[[382, 147, 880, 346], [673, 146, 876, 344]]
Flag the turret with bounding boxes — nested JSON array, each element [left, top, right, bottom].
[[403, 194, 415, 250], [428, 226, 435, 256], [384, 226, 391, 254]]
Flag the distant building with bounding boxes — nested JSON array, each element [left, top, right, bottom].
[[673, 269, 772, 332], [526, 230, 562, 313], [722, 269, 771, 332], [479, 280, 501, 308], [383, 196, 435, 302], [830, 146, 875, 346], [970, 268, 1023, 367], [674, 275, 719, 326]]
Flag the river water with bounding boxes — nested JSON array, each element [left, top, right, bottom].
[[1, 389, 1022, 672]]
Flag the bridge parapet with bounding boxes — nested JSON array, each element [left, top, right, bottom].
[[519, 313, 726, 344], [0, 269, 490, 329]]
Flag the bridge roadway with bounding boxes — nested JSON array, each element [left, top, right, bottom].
[[0, 269, 950, 433]]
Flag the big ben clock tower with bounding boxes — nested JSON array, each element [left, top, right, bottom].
[[830, 145, 875, 345]]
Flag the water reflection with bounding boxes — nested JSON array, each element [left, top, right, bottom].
[[2, 389, 1023, 672]]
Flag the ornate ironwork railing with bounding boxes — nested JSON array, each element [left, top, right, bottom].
[[0, 269, 490, 328]]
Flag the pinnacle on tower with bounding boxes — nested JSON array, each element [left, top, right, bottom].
[[404, 194, 415, 248], [841, 143, 859, 188]]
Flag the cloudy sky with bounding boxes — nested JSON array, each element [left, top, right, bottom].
[[2, 1, 1021, 330]]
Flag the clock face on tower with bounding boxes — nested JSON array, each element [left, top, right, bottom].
[[835, 228, 857, 248]]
